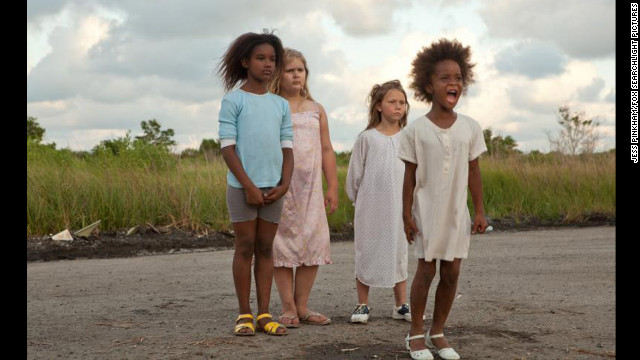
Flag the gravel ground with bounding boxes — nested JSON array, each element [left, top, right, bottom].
[[27, 226, 615, 359]]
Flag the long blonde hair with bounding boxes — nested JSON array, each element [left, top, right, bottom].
[[366, 80, 409, 130], [269, 48, 314, 100]]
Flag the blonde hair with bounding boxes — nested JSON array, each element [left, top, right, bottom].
[[269, 48, 314, 100], [366, 80, 409, 130]]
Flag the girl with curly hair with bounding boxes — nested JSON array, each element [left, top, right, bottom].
[[398, 38, 489, 360]]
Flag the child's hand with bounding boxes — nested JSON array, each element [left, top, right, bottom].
[[471, 214, 488, 234], [263, 184, 289, 203], [244, 186, 265, 207], [403, 216, 419, 244], [324, 188, 339, 215]]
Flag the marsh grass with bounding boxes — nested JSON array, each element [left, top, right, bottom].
[[27, 143, 615, 236]]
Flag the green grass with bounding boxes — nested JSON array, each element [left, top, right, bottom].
[[27, 142, 615, 236], [478, 152, 616, 222]]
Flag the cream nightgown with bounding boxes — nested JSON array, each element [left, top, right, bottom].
[[397, 114, 487, 261]]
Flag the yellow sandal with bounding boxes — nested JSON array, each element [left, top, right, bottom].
[[234, 314, 255, 336], [256, 313, 287, 336]]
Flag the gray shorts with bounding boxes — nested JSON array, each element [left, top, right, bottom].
[[226, 185, 284, 224]]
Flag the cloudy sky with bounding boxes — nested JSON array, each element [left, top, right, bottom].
[[27, 0, 616, 153]]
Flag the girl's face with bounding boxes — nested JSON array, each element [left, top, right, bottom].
[[426, 59, 463, 110], [376, 89, 407, 125], [242, 43, 276, 83], [280, 58, 306, 94]]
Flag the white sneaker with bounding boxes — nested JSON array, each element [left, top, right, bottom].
[[392, 303, 412, 321], [350, 304, 370, 323]]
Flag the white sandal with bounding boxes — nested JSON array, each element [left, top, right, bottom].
[[426, 333, 460, 360], [405, 334, 434, 360]]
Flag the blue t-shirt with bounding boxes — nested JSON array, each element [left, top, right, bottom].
[[218, 89, 293, 188]]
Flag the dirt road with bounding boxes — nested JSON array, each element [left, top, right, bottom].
[[27, 227, 615, 359]]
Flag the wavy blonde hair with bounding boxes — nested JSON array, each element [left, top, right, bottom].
[[269, 48, 314, 100]]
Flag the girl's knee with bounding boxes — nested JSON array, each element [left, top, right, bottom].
[[439, 267, 460, 285], [416, 260, 437, 279], [254, 242, 273, 258], [235, 239, 254, 259]]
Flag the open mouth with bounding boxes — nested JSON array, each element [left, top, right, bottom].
[[446, 89, 458, 105]]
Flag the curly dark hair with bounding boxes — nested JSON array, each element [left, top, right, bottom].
[[409, 38, 475, 103], [217, 30, 285, 92]]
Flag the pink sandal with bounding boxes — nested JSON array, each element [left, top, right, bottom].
[[300, 311, 331, 325], [278, 314, 300, 328]]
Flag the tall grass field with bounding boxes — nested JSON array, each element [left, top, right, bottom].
[[27, 142, 615, 236]]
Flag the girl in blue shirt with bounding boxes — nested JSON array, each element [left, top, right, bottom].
[[217, 31, 293, 336]]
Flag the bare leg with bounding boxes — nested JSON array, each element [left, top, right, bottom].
[[429, 258, 462, 349], [295, 265, 328, 322], [273, 267, 299, 326], [356, 278, 370, 305], [231, 219, 257, 333], [393, 280, 408, 307], [253, 218, 286, 334], [408, 259, 436, 351]]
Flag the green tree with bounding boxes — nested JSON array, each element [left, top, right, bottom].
[[545, 106, 601, 155], [483, 128, 519, 156], [199, 138, 221, 153], [27, 116, 45, 143], [483, 128, 493, 154], [92, 131, 133, 156], [135, 119, 176, 149], [199, 138, 221, 160], [180, 148, 199, 158]]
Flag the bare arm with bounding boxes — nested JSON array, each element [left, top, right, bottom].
[[221, 145, 264, 206], [468, 158, 488, 234], [402, 161, 419, 243], [318, 103, 339, 214]]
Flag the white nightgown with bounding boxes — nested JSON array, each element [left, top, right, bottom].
[[397, 114, 487, 261], [346, 128, 407, 287]]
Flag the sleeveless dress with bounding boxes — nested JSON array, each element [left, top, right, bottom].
[[272, 103, 332, 267]]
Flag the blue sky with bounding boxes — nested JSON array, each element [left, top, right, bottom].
[[27, 0, 616, 153]]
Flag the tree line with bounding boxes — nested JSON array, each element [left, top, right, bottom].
[[27, 105, 606, 160]]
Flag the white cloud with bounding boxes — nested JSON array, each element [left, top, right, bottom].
[[325, 0, 413, 36], [604, 89, 615, 103], [508, 60, 602, 112], [479, 0, 614, 59], [494, 41, 567, 79], [577, 78, 606, 102], [47, 128, 130, 150], [27, 0, 616, 154], [27, 0, 68, 21]]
